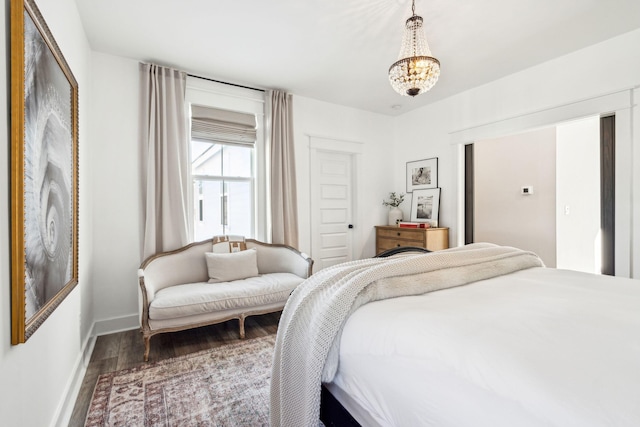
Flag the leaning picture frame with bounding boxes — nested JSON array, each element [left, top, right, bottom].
[[11, 0, 79, 344], [406, 157, 438, 192], [410, 188, 441, 227]]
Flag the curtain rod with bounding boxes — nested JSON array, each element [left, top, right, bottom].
[[187, 73, 265, 93]]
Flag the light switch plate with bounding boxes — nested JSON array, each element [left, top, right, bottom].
[[521, 186, 534, 195]]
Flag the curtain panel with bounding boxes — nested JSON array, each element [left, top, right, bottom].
[[140, 63, 190, 260], [268, 90, 299, 247]]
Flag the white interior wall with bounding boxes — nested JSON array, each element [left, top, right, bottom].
[[474, 128, 557, 267], [89, 53, 141, 333], [0, 0, 94, 426], [394, 28, 640, 279], [556, 116, 600, 273]]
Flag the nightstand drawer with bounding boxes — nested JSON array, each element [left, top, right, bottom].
[[375, 226, 449, 254], [377, 228, 426, 242], [377, 238, 413, 251]]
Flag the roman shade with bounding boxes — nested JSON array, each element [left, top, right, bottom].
[[191, 104, 257, 146]]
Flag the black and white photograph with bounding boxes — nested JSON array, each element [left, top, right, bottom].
[[406, 157, 438, 192], [410, 188, 440, 227], [11, 0, 79, 344]]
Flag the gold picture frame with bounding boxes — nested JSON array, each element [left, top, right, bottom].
[[11, 0, 79, 344]]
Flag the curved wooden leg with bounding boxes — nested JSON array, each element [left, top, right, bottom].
[[239, 315, 246, 339], [143, 335, 151, 362]]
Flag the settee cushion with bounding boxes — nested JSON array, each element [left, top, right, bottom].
[[205, 249, 259, 283], [149, 272, 304, 320]]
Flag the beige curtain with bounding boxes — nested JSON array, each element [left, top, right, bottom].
[[268, 90, 299, 247], [140, 63, 190, 260]]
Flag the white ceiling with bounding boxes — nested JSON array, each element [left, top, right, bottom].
[[75, 0, 640, 116]]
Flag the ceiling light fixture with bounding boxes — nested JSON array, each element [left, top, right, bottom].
[[388, 0, 440, 97]]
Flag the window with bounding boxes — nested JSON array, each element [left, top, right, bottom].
[[192, 140, 254, 240], [190, 103, 257, 241], [185, 77, 266, 241]]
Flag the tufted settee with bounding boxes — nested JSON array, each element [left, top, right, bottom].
[[137, 237, 313, 361]]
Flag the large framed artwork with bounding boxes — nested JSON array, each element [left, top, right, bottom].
[[11, 0, 79, 344], [410, 188, 440, 227], [406, 157, 438, 192]]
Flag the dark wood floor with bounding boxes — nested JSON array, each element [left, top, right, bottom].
[[68, 312, 281, 427]]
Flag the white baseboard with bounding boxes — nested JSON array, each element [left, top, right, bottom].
[[92, 313, 140, 336], [53, 313, 139, 427], [53, 331, 96, 427]]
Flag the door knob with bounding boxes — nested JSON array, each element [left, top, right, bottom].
[[348, 224, 354, 229]]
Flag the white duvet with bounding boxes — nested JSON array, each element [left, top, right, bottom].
[[331, 267, 640, 426]]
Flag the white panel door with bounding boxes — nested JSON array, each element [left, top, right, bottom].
[[311, 150, 353, 271]]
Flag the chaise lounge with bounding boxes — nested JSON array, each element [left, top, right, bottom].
[[137, 236, 313, 361]]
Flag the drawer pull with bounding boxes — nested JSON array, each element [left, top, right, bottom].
[[397, 232, 401, 236], [397, 244, 401, 247]]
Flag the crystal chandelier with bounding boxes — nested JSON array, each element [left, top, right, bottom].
[[389, 0, 440, 97]]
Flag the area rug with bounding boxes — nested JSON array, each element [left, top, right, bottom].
[[85, 334, 276, 426]]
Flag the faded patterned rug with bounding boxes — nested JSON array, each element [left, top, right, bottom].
[[85, 335, 276, 426]]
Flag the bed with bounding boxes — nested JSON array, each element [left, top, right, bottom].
[[270, 243, 640, 427]]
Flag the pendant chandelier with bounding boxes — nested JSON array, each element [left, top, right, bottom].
[[388, 0, 440, 97]]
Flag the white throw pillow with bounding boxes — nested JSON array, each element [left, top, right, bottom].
[[205, 248, 259, 283]]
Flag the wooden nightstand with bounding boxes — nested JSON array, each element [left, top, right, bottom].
[[375, 226, 449, 255]]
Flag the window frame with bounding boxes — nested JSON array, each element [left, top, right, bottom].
[[185, 77, 267, 241]]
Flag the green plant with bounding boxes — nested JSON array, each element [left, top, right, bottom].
[[382, 192, 405, 208]]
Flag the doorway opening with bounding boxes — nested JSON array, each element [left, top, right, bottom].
[[465, 115, 614, 275]]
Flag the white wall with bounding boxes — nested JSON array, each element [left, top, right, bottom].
[[89, 53, 141, 332], [556, 116, 601, 273], [394, 28, 640, 278], [474, 128, 557, 267], [292, 96, 395, 260], [0, 0, 94, 425]]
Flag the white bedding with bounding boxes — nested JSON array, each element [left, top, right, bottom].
[[330, 267, 640, 426], [271, 244, 544, 426]]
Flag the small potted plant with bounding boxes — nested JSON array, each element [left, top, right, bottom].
[[382, 192, 405, 225]]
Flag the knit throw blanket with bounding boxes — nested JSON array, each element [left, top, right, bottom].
[[270, 243, 544, 427]]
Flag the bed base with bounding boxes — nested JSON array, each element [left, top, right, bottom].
[[320, 385, 361, 427]]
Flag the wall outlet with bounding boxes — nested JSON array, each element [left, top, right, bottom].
[[521, 186, 534, 195]]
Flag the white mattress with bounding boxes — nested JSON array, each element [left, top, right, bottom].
[[328, 267, 640, 426]]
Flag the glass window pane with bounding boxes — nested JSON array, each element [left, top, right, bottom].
[[191, 137, 255, 241], [193, 179, 223, 241], [192, 140, 222, 176], [223, 145, 252, 177], [225, 181, 253, 237]]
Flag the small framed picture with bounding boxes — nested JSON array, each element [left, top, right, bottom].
[[410, 188, 440, 227], [406, 157, 438, 192]]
